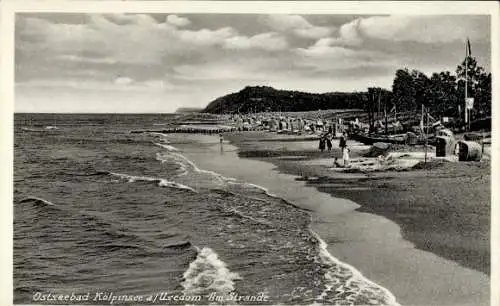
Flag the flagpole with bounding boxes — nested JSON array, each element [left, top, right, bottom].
[[421, 104, 424, 135], [394, 104, 397, 134], [424, 105, 428, 164], [377, 90, 381, 123], [465, 38, 468, 130], [384, 103, 388, 135]]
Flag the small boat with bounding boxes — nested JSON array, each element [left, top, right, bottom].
[[349, 133, 406, 145]]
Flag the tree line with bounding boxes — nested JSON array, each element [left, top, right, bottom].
[[203, 86, 368, 114], [368, 55, 491, 126], [203, 56, 491, 128]]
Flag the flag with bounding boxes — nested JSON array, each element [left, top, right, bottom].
[[466, 38, 472, 57], [466, 97, 474, 109]]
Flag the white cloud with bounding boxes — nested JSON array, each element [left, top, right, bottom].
[[263, 14, 334, 39], [114, 77, 134, 85], [179, 27, 237, 46], [297, 45, 356, 57], [296, 44, 396, 71], [20, 17, 103, 54], [293, 26, 333, 39], [335, 18, 363, 45], [166, 15, 191, 27], [308, 18, 363, 48], [17, 77, 173, 93], [142, 79, 175, 90], [15, 14, 491, 113], [172, 55, 292, 82], [358, 15, 489, 43], [264, 15, 312, 31], [57, 54, 117, 64], [224, 32, 288, 51], [312, 15, 489, 49], [17, 14, 243, 66]]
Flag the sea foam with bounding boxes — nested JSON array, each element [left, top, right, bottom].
[[153, 136, 400, 305], [181, 247, 241, 296], [109, 172, 195, 192], [153, 142, 179, 152], [310, 230, 400, 306]]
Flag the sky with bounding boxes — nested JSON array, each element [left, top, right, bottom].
[[15, 13, 491, 113]]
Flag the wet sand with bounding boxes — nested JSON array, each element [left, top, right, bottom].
[[218, 131, 490, 306], [175, 132, 489, 305]]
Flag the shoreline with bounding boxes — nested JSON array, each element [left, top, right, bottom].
[[175, 133, 402, 304], [221, 131, 490, 305]]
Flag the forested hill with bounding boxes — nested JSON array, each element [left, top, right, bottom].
[[203, 86, 368, 114]]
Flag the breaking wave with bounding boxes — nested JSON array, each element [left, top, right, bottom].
[[109, 172, 196, 192], [181, 247, 241, 296], [154, 142, 179, 152], [310, 230, 400, 305], [19, 196, 57, 207], [151, 133, 399, 305]]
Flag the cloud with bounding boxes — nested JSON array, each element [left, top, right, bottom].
[[332, 18, 363, 46], [295, 44, 397, 72], [57, 54, 117, 64], [114, 76, 134, 85], [178, 27, 237, 46], [293, 26, 333, 39], [305, 19, 363, 51], [17, 14, 241, 66], [262, 14, 334, 39], [171, 54, 298, 83], [15, 14, 491, 113], [264, 14, 311, 31], [224, 32, 288, 51], [166, 15, 191, 27], [311, 15, 489, 49], [357, 15, 489, 43]]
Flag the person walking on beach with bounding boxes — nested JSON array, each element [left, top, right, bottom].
[[339, 132, 347, 150], [319, 136, 326, 152], [219, 133, 224, 155], [326, 134, 333, 151], [342, 145, 350, 167]]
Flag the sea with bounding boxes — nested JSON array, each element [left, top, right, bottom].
[[13, 113, 399, 305]]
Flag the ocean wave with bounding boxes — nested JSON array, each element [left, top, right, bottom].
[[150, 132, 170, 141], [155, 147, 313, 215], [158, 151, 230, 183], [310, 230, 400, 306], [163, 240, 192, 250], [65, 170, 110, 177], [155, 152, 189, 176], [154, 142, 179, 152], [221, 205, 273, 227], [19, 196, 57, 207], [181, 247, 241, 296], [224, 181, 314, 213], [109, 172, 195, 192], [152, 139, 399, 304]]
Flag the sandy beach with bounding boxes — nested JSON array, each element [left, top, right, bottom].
[[211, 131, 491, 306]]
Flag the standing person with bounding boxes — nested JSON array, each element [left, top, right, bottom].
[[339, 132, 347, 150], [342, 145, 350, 167], [326, 134, 333, 151], [319, 136, 326, 152], [219, 133, 224, 154]]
